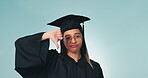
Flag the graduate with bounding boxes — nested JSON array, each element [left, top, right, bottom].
[[15, 14, 104, 78]]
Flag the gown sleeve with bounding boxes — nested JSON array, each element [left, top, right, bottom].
[[91, 60, 104, 78], [95, 63, 104, 78], [14, 32, 58, 77]]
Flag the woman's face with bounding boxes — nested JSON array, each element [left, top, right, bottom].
[[63, 29, 83, 53]]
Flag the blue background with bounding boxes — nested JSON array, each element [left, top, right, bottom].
[[0, 0, 148, 78]]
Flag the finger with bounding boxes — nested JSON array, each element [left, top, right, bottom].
[[56, 33, 62, 36], [56, 33, 62, 35], [57, 35, 63, 40], [53, 38, 59, 49], [56, 29, 61, 33], [56, 34, 62, 36], [56, 34, 62, 39], [58, 36, 63, 40], [56, 30, 62, 34], [50, 36, 59, 49], [56, 33, 62, 37]]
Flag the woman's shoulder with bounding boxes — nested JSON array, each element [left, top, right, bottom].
[[90, 59, 101, 68], [90, 59, 104, 78]]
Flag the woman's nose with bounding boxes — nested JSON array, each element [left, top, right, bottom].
[[70, 38, 77, 43]]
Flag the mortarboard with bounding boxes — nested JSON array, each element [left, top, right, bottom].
[[47, 14, 90, 33]]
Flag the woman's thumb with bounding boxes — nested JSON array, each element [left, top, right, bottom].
[[53, 39, 59, 49]]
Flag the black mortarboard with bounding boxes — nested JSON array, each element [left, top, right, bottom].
[[47, 14, 90, 33]]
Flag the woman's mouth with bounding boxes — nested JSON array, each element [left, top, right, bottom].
[[70, 45, 78, 48]]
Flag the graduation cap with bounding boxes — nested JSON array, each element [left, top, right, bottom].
[[47, 14, 90, 33]]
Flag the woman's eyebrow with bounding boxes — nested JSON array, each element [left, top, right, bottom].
[[64, 34, 70, 37], [74, 33, 81, 35]]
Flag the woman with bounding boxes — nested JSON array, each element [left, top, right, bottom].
[[15, 14, 104, 78]]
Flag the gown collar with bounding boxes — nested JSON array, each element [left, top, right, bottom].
[[62, 54, 87, 63]]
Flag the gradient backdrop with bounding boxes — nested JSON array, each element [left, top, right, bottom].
[[1, 0, 148, 78]]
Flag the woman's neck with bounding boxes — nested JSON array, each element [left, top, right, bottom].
[[67, 51, 81, 62]]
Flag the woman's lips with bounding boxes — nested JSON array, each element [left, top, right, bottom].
[[70, 45, 78, 48]]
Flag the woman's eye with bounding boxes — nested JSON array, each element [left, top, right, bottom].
[[75, 35, 81, 38], [65, 37, 71, 40]]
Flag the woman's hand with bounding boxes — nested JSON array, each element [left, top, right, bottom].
[[42, 29, 63, 49]]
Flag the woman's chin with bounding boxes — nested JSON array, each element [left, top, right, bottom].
[[68, 49, 80, 53]]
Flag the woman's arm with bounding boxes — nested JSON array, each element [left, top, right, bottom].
[[15, 29, 62, 77], [15, 32, 49, 77]]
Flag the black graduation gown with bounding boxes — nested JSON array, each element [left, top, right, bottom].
[[15, 32, 104, 78]]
